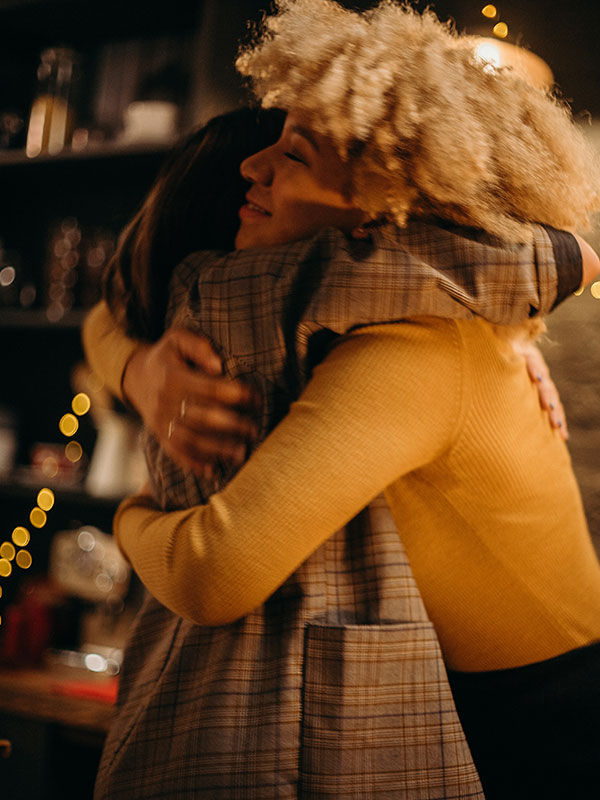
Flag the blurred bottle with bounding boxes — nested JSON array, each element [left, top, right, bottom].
[[26, 47, 80, 158], [0, 405, 18, 478], [43, 217, 81, 321], [0, 110, 25, 149], [79, 227, 116, 308]]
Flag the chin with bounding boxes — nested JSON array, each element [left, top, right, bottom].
[[235, 226, 277, 250]]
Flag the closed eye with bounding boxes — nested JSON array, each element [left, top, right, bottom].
[[284, 151, 307, 165]]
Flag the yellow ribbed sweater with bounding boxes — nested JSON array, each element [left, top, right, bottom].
[[85, 307, 600, 672]]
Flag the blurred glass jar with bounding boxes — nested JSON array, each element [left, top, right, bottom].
[[0, 111, 25, 149], [26, 47, 80, 158], [0, 406, 18, 477], [43, 217, 81, 320]]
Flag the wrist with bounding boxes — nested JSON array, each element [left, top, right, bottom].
[[121, 344, 151, 415]]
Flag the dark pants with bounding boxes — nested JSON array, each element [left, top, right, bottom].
[[447, 641, 600, 799]]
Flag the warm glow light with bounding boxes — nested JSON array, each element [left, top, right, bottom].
[[473, 38, 553, 89], [0, 543, 15, 561], [65, 441, 83, 462], [475, 41, 502, 68], [59, 413, 79, 437], [12, 527, 30, 547], [37, 487, 55, 511], [16, 550, 32, 570], [591, 281, 600, 299], [86, 372, 105, 393], [30, 507, 47, 528], [0, 559, 12, 578], [0, 266, 16, 287], [493, 21, 509, 38], [41, 456, 59, 478], [72, 392, 91, 416], [481, 4, 497, 18], [573, 286, 585, 297]]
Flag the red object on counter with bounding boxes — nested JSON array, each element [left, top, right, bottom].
[[50, 676, 118, 704]]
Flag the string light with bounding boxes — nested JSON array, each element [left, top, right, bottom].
[[16, 551, 32, 570], [0, 543, 15, 561], [0, 394, 91, 624], [12, 527, 30, 547], [37, 487, 55, 511], [30, 507, 47, 528], [72, 392, 91, 416], [65, 441, 83, 463], [59, 413, 79, 437]]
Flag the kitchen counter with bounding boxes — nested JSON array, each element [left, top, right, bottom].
[[0, 663, 116, 733]]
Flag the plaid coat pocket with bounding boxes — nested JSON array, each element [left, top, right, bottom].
[[300, 620, 483, 799]]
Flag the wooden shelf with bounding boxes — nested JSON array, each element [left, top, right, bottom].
[[0, 139, 174, 168], [0, 309, 87, 330]]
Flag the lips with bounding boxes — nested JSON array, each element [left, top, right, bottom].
[[239, 194, 271, 221]]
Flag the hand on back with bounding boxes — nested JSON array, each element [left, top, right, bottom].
[[123, 328, 259, 477]]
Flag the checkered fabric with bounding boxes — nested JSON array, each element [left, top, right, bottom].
[[95, 221, 570, 799]]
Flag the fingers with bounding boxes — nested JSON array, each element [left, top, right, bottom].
[[533, 373, 569, 441], [164, 397, 260, 476], [122, 326, 261, 473], [183, 404, 259, 440], [164, 416, 251, 477], [169, 328, 223, 375], [180, 372, 258, 410], [519, 341, 568, 441]]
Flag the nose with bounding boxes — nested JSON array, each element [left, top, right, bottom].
[[240, 144, 274, 186]]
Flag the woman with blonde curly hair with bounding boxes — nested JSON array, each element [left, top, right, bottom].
[[88, 2, 600, 798]]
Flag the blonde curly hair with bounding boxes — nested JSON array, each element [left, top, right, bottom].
[[237, 0, 600, 241]]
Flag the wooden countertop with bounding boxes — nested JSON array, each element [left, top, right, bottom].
[[0, 664, 116, 733]]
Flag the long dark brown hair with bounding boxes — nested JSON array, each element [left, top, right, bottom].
[[104, 107, 285, 340]]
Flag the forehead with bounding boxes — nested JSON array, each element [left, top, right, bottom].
[[283, 112, 326, 149]]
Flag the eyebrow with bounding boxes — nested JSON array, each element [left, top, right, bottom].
[[290, 125, 320, 152]]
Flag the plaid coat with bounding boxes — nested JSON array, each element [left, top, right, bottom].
[[95, 222, 577, 799]]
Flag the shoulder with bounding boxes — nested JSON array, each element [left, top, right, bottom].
[[323, 319, 467, 389]]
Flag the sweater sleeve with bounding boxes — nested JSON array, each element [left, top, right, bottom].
[[81, 300, 145, 405], [114, 320, 462, 626]]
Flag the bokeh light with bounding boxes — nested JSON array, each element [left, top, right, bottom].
[[37, 487, 55, 511], [16, 550, 32, 570], [0, 559, 12, 578], [72, 392, 91, 416], [493, 21, 509, 38], [475, 41, 502, 68], [0, 543, 15, 561], [481, 4, 497, 18], [30, 507, 47, 528], [65, 441, 83, 462], [0, 266, 16, 287], [59, 413, 79, 437], [12, 527, 30, 547], [41, 456, 60, 478], [591, 281, 600, 299]]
